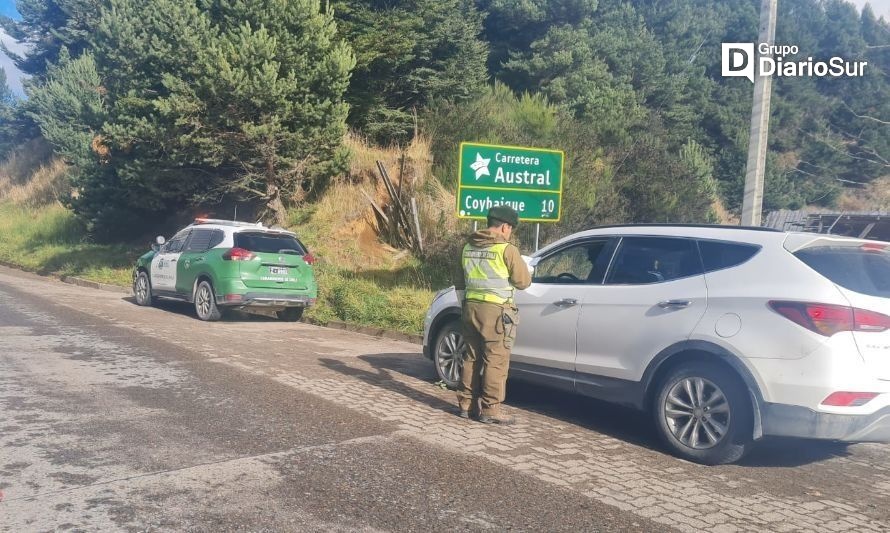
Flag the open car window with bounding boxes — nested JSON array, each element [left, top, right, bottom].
[[533, 239, 613, 284]]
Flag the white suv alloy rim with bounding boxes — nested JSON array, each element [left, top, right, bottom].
[[437, 330, 465, 383], [664, 377, 731, 450]]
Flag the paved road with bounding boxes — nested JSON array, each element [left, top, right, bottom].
[[0, 267, 889, 532]]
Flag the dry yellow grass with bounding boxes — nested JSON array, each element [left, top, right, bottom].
[[836, 176, 890, 212], [0, 140, 70, 208], [0, 158, 70, 207], [711, 197, 739, 225], [344, 131, 432, 187], [301, 132, 455, 266]]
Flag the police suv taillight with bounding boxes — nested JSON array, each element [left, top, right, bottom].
[[222, 248, 255, 261]]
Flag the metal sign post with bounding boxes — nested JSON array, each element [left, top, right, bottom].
[[535, 223, 540, 252]]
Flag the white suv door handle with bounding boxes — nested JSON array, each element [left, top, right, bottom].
[[554, 298, 579, 307], [658, 299, 691, 309]]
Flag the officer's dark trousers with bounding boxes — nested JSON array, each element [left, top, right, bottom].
[[457, 300, 516, 416]]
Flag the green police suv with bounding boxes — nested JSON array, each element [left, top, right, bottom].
[[133, 218, 317, 321]]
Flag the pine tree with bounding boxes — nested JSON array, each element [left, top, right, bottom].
[[86, 0, 355, 230], [25, 50, 104, 171], [334, 0, 488, 143], [178, 0, 356, 224], [0, 67, 18, 156]]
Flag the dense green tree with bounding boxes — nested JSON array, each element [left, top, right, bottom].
[[183, 0, 355, 223], [22, 51, 130, 236], [480, 0, 599, 78], [501, 24, 644, 145], [334, 0, 488, 143], [0, 67, 18, 156], [23, 0, 354, 237], [25, 50, 103, 170], [91, 0, 354, 229]]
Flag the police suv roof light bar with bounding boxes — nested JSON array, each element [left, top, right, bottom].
[[193, 218, 264, 228]]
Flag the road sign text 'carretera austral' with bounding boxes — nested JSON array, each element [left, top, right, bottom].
[[457, 142, 565, 223]]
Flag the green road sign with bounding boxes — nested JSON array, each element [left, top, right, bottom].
[[457, 142, 564, 222]]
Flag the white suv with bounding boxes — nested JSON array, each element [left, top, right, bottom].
[[422, 225, 890, 464]]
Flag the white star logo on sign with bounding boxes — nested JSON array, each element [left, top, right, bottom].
[[470, 153, 490, 180]]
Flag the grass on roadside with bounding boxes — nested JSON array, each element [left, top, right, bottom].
[[0, 201, 443, 334], [0, 202, 138, 287], [305, 258, 443, 334]]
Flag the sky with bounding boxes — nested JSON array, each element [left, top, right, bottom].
[[0, 0, 25, 96], [849, 0, 890, 20]]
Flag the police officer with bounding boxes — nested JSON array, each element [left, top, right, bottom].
[[455, 206, 531, 424]]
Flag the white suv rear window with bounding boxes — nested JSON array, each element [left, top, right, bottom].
[[795, 246, 890, 298], [698, 240, 760, 273]]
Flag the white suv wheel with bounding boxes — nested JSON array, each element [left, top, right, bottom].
[[664, 377, 731, 450], [434, 321, 466, 389], [654, 363, 752, 465]]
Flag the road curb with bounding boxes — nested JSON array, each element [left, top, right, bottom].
[[319, 319, 423, 345], [0, 261, 423, 346], [59, 275, 131, 294], [0, 260, 129, 295]]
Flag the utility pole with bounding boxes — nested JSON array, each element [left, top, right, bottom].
[[740, 0, 778, 226]]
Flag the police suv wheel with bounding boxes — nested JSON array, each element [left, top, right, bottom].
[[194, 280, 223, 321], [134, 271, 153, 306], [434, 320, 465, 389], [653, 362, 752, 465]]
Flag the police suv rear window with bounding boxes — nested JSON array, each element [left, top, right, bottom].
[[235, 232, 307, 255], [185, 229, 215, 252]]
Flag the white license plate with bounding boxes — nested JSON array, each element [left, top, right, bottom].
[[269, 267, 289, 275]]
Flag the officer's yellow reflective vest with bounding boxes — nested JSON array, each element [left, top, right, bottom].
[[462, 242, 513, 304]]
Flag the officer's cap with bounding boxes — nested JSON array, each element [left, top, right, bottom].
[[487, 205, 519, 228]]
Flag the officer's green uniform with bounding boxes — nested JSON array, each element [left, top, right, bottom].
[[455, 207, 531, 420]]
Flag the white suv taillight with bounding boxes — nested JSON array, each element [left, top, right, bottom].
[[768, 301, 890, 336]]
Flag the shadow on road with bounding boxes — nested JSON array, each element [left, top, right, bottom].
[[319, 356, 456, 416], [736, 437, 852, 467], [121, 296, 278, 322], [337, 352, 853, 468], [324, 352, 663, 454]]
